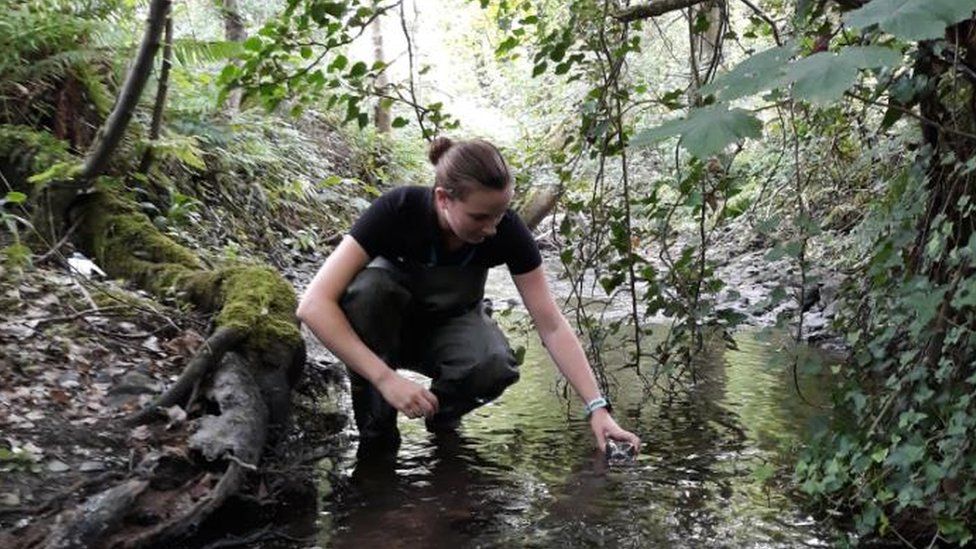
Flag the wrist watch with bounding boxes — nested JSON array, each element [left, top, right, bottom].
[[584, 396, 611, 418]]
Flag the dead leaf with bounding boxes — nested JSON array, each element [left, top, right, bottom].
[[164, 405, 187, 428], [142, 336, 162, 353], [79, 461, 106, 472], [0, 321, 36, 341], [162, 330, 205, 358], [0, 492, 20, 506], [48, 389, 70, 405], [129, 425, 151, 442], [189, 474, 213, 500]]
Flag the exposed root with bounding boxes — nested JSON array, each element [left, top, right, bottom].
[[127, 326, 244, 425], [26, 352, 272, 549], [39, 479, 150, 549]]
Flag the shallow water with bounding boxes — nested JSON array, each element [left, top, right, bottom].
[[312, 314, 837, 548]]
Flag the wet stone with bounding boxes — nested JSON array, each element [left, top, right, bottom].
[[107, 370, 162, 408], [110, 371, 162, 396], [79, 461, 106, 472]]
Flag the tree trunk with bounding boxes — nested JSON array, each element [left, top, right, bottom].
[[217, 0, 246, 113], [79, 0, 172, 182], [372, 13, 392, 134], [137, 12, 174, 175]]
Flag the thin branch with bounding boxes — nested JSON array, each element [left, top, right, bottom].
[[737, 0, 782, 46], [138, 10, 174, 175], [844, 90, 976, 142], [399, 0, 430, 139], [79, 0, 172, 181]]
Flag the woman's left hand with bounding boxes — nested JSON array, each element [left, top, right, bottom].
[[588, 408, 641, 453]]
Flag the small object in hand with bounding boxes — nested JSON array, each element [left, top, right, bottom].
[[605, 439, 637, 466]]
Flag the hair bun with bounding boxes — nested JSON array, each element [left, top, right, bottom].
[[428, 136, 454, 165]]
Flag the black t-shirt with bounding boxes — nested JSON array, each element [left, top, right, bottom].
[[349, 186, 542, 275]]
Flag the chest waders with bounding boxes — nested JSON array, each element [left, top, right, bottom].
[[339, 247, 520, 450]]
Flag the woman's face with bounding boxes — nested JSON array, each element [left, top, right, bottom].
[[436, 184, 514, 244]]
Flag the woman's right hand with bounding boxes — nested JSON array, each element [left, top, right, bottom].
[[375, 370, 439, 419]]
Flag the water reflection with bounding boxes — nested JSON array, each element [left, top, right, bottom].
[[320, 325, 836, 548]]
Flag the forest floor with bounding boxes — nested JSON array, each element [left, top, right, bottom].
[[0, 255, 350, 546]]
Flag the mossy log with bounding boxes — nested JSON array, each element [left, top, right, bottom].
[[23, 190, 305, 548]]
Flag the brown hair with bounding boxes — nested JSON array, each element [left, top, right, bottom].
[[428, 137, 512, 199]]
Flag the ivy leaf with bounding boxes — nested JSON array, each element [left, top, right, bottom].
[[885, 442, 925, 470], [329, 55, 348, 72], [844, 0, 976, 41], [702, 43, 796, 101], [630, 103, 762, 158], [779, 46, 902, 104]]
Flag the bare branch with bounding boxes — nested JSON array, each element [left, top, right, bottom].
[[614, 0, 710, 22]]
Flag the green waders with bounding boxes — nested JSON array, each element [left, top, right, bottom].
[[339, 253, 520, 447]]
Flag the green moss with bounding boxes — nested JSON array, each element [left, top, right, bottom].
[[76, 189, 201, 290], [216, 265, 301, 352], [74, 190, 300, 356]]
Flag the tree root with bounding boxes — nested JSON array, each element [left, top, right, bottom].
[[39, 479, 150, 549], [27, 352, 271, 549], [127, 326, 244, 425]]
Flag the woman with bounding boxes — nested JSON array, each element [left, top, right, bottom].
[[297, 137, 640, 454]]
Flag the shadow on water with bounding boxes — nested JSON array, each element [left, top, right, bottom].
[[316, 323, 839, 548]]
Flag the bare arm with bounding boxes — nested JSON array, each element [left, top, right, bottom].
[[513, 266, 641, 451], [296, 236, 438, 418]]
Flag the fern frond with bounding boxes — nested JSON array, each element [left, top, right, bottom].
[[171, 39, 244, 67]]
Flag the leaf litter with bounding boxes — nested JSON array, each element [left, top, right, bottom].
[[0, 263, 207, 530]]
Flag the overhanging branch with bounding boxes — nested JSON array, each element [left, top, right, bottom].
[[614, 0, 710, 22]]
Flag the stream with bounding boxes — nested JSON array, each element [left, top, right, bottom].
[[300, 266, 838, 548]]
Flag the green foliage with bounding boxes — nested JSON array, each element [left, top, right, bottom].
[[844, 0, 976, 41], [630, 103, 763, 158], [0, 445, 43, 474], [477, 0, 976, 543], [219, 0, 458, 138], [0, 0, 128, 127], [702, 43, 796, 101], [0, 124, 73, 188], [171, 38, 243, 66], [796, 158, 976, 544], [779, 46, 902, 104], [1, 191, 33, 270]]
